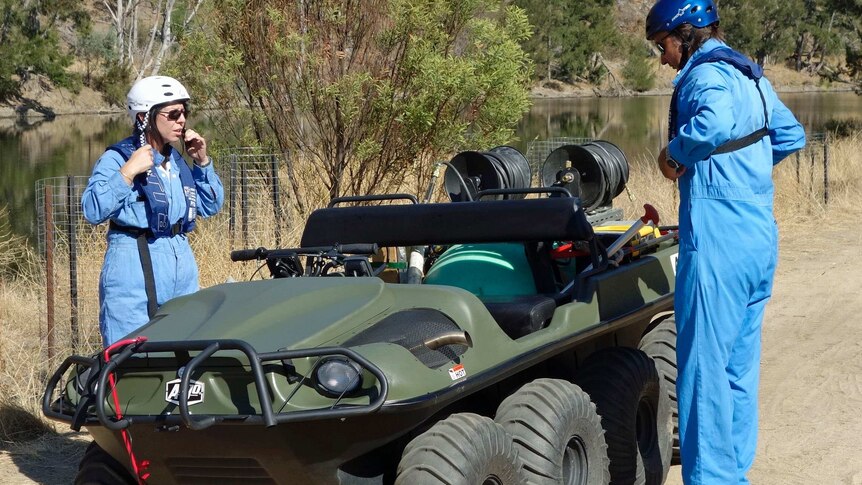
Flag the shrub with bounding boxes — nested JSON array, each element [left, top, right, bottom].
[[622, 46, 656, 93]]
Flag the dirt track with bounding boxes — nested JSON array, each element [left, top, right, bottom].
[[666, 222, 862, 484], [2, 222, 861, 484]]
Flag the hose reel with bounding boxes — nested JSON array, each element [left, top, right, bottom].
[[444, 146, 532, 202], [540, 140, 629, 212]]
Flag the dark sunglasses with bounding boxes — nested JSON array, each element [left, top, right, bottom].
[[655, 33, 674, 55], [159, 108, 189, 121]]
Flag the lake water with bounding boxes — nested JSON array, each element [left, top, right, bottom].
[[2, 91, 861, 241]]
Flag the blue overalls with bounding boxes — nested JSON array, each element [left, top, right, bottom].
[[82, 138, 224, 346], [666, 39, 806, 484]]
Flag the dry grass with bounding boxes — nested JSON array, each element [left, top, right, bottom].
[[0, 210, 58, 443], [1, 135, 861, 446], [617, 134, 862, 229]]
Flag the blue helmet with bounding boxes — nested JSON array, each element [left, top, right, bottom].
[[645, 0, 719, 39]]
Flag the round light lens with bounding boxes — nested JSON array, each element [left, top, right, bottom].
[[315, 358, 362, 397]]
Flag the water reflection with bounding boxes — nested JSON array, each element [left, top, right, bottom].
[[0, 115, 128, 239], [514, 91, 862, 167], [2, 91, 861, 242], [514, 96, 671, 165]]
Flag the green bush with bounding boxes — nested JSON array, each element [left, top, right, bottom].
[[823, 118, 862, 139], [172, 0, 534, 204], [94, 64, 131, 107], [0, 0, 88, 101], [622, 46, 655, 92]]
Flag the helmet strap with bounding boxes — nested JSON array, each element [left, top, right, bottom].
[[679, 30, 695, 69], [133, 112, 150, 149]]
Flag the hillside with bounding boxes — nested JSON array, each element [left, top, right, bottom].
[[1, 60, 851, 121], [0, 0, 856, 119]]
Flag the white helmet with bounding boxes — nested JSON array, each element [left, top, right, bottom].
[[126, 76, 190, 123]]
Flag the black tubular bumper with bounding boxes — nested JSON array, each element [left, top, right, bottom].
[[42, 339, 389, 431]]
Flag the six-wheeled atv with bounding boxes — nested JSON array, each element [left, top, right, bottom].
[[44, 142, 681, 485]]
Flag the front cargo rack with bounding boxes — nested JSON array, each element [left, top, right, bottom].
[[43, 339, 389, 431]]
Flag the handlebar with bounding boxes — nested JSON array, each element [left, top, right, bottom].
[[230, 247, 267, 262], [230, 243, 380, 262]]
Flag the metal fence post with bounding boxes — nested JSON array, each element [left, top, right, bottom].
[[229, 153, 237, 248], [44, 184, 55, 360], [809, 145, 815, 195], [241, 164, 249, 247], [67, 176, 79, 350], [795, 152, 800, 184], [270, 154, 281, 247], [823, 134, 829, 205]]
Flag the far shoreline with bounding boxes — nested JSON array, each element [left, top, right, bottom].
[[1, 82, 857, 120]]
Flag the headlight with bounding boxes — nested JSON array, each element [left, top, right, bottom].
[[314, 358, 363, 397]]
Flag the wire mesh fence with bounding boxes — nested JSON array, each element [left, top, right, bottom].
[[524, 137, 592, 186], [35, 176, 104, 357], [224, 148, 292, 249], [787, 132, 831, 205], [34, 149, 293, 357], [32, 138, 832, 356]]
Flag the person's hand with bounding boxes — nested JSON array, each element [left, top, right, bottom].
[[184, 129, 209, 166], [119, 144, 154, 184], [658, 146, 686, 181]]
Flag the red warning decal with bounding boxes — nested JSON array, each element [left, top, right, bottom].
[[448, 364, 466, 380]]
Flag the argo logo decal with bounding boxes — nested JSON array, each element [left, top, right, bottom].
[[165, 378, 205, 405], [448, 364, 466, 381]]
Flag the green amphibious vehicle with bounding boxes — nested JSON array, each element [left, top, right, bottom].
[[44, 142, 682, 485]]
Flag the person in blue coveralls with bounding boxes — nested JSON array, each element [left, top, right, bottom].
[[645, 0, 806, 483], [82, 76, 224, 347]]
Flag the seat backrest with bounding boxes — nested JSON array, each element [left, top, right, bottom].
[[300, 197, 594, 248]]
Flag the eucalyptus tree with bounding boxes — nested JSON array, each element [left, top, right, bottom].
[[171, 0, 533, 209], [0, 0, 89, 101], [101, 0, 204, 79], [515, 0, 618, 83], [720, 0, 804, 66]]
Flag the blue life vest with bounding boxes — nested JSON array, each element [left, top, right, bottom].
[[108, 136, 197, 237], [669, 47, 769, 154]]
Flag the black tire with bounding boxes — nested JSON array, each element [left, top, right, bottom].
[[639, 315, 680, 464], [75, 441, 137, 485], [575, 347, 672, 485], [395, 412, 526, 485], [495, 378, 610, 485]]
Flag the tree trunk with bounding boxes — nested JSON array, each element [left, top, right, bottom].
[[137, 0, 164, 78], [151, 0, 177, 75], [104, 0, 126, 66], [794, 33, 804, 71]]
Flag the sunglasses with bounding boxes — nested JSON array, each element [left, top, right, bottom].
[[158, 108, 189, 121], [654, 33, 673, 55]]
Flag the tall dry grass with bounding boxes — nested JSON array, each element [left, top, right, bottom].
[[0, 206, 56, 442], [616, 134, 862, 228], [2, 135, 861, 442]]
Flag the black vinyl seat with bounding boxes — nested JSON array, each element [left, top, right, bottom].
[[298, 197, 601, 339], [481, 295, 557, 339], [300, 197, 595, 248]]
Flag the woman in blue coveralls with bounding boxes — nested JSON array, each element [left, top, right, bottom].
[[82, 76, 224, 347], [645, 1, 806, 483]]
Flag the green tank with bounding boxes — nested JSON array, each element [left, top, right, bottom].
[[424, 243, 537, 297]]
